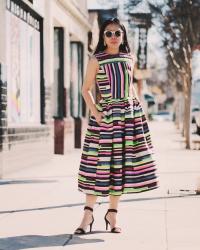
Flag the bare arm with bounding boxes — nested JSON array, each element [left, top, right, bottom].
[[136, 78, 143, 99], [133, 64, 143, 100], [82, 56, 104, 124], [130, 54, 142, 99]]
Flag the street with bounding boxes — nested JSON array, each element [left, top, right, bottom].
[[0, 121, 200, 250]]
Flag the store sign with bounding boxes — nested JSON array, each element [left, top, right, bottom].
[[6, 0, 40, 31], [137, 27, 148, 69]]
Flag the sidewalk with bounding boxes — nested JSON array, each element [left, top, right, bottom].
[[0, 121, 200, 250]]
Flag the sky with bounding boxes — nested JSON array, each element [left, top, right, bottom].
[[87, 0, 118, 9]]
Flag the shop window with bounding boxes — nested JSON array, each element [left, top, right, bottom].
[[53, 28, 65, 119], [6, 0, 44, 125], [70, 42, 85, 118]]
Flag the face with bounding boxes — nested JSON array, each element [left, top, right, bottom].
[[103, 23, 124, 49]]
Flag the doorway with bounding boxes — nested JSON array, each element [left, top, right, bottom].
[[53, 27, 65, 154]]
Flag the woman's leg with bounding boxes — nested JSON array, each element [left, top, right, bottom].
[[109, 195, 120, 210], [86, 194, 98, 208], [106, 195, 121, 231], [76, 194, 97, 231]]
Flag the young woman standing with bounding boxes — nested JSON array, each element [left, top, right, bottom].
[[74, 18, 158, 234]]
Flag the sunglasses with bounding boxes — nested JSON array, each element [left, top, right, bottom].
[[104, 30, 123, 38]]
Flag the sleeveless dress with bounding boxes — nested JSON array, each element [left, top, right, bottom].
[[78, 51, 158, 196]]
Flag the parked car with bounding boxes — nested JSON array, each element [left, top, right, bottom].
[[191, 106, 200, 123], [144, 94, 155, 107], [194, 110, 200, 135], [151, 111, 173, 122]]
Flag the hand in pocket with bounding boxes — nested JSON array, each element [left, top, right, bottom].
[[94, 111, 105, 125]]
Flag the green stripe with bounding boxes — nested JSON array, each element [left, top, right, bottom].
[[99, 58, 131, 65]]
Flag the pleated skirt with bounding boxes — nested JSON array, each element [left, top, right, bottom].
[[78, 97, 158, 196]]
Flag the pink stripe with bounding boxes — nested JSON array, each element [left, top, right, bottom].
[[104, 65, 110, 88], [111, 63, 117, 97], [98, 152, 111, 155], [118, 62, 124, 97], [81, 159, 97, 164], [96, 171, 109, 174], [88, 127, 100, 132], [134, 163, 155, 170], [113, 138, 123, 142], [100, 125, 124, 129], [124, 179, 157, 188], [125, 166, 156, 175], [79, 171, 96, 177], [125, 136, 134, 140], [107, 64, 113, 94], [80, 183, 94, 188], [135, 134, 146, 139], [95, 186, 110, 191], [99, 139, 113, 143]]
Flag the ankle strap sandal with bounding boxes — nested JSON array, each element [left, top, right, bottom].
[[74, 206, 94, 235], [104, 209, 121, 233]]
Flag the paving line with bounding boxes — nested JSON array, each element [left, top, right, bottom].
[[164, 196, 169, 250]]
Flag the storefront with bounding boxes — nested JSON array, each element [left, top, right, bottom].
[[0, 0, 50, 176], [47, 0, 90, 153], [0, 0, 91, 176]]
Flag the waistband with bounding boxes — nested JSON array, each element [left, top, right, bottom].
[[98, 96, 138, 104]]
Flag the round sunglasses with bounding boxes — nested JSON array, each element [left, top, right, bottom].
[[104, 30, 123, 38]]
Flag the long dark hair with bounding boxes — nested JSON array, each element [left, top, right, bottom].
[[94, 17, 131, 55]]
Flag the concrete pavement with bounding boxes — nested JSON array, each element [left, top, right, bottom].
[[0, 121, 200, 250]]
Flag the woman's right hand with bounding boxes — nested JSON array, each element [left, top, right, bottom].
[[94, 111, 105, 125]]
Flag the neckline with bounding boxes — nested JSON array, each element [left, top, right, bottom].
[[103, 51, 121, 56]]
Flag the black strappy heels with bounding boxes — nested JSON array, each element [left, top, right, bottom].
[[104, 209, 121, 233], [74, 206, 94, 235]]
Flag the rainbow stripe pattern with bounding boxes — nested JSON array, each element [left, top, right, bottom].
[[78, 52, 158, 196]]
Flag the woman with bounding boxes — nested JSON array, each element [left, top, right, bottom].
[[74, 18, 158, 234]]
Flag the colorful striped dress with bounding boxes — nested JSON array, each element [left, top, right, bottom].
[[78, 51, 158, 196]]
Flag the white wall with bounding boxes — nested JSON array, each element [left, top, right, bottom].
[[0, 0, 6, 64]]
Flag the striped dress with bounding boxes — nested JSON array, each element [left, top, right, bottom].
[[78, 51, 158, 196]]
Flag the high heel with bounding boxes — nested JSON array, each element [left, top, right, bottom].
[[74, 206, 94, 235], [104, 209, 121, 233]]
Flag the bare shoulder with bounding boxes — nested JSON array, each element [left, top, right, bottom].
[[89, 55, 99, 64], [87, 55, 99, 73]]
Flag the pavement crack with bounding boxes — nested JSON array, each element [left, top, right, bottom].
[[62, 234, 73, 246]]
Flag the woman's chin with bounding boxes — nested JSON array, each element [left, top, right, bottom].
[[108, 44, 120, 49]]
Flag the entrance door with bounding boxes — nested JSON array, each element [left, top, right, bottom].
[[53, 27, 64, 154], [70, 42, 83, 148]]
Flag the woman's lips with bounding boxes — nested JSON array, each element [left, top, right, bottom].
[[110, 41, 118, 44]]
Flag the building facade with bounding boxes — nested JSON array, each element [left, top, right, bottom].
[[0, 0, 90, 177]]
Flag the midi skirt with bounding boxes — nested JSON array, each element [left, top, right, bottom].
[[78, 97, 158, 196]]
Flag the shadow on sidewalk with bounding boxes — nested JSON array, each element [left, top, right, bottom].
[[0, 193, 199, 215], [0, 234, 104, 250], [0, 179, 58, 185]]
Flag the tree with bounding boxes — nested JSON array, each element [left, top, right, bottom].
[[149, 0, 200, 149]]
